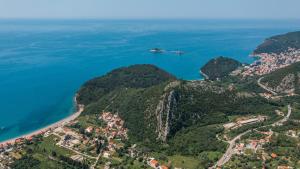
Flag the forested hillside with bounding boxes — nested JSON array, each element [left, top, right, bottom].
[[261, 62, 300, 94], [77, 64, 176, 105], [254, 31, 300, 54], [200, 56, 242, 80]]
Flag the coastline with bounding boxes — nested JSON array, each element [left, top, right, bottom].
[[199, 70, 209, 80], [0, 95, 84, 146]]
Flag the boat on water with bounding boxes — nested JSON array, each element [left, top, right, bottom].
[[149, 48, 165, 53]]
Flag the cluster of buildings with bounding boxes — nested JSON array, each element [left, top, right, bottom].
[[240, 49, 300, 76], [51, 112, 129, 165], [98, 112, 128, 159], [53, 127, 84, 152], [234, 130, 273, 154], [223, 116, 267, 130], [147, 158, 169, 169], [0, 135, 39, 168], [0, 145, 15, 168], [99, 112, 128, 140]]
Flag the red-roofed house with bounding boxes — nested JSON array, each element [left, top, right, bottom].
[[148, 159, 159, 168], [160, 165, 169, 169], [271, 153, 278, 158]]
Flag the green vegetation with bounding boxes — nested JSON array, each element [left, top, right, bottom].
[[167, 155, 202, 169], [200, 56, 242, 80], [10, 135, 91, 169], [240, 131, 267, 140], [169, 124, 227, 156], [261, 61, 300, 93], [77, 64, 176, 105], [254, 31, 300, 54], [76, 64, 282, 165], [10, 155, 40, 169], [225, 154, 263, 169]]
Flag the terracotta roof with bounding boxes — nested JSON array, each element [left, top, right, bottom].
[[160, 165, 169, 169], [271, 153, 278, 158], [150, 159, 159, 167]]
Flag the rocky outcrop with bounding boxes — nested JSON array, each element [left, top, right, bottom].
[[155, 89, 179, 142]]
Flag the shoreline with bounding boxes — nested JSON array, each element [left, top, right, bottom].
[[199, 70, 209, 80], [0, 95, 84, 146]]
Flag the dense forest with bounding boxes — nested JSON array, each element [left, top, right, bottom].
[[77, 64, 176, 105], [200, 56, 242, 80], [254, 31, 300, 54]]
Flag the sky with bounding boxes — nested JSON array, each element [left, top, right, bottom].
[[0, 0, 300, 19]]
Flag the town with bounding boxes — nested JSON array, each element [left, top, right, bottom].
[[237, 48, 300, 76]]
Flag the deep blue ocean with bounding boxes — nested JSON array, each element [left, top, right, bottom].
[[1, 19, 300, 142]]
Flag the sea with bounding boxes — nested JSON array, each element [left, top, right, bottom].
[[1, 19, 300, 142]]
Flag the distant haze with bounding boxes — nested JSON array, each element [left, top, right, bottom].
[[0, 0, 300, 19]]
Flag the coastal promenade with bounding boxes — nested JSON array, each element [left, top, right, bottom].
[[0, 103, 84, 146]]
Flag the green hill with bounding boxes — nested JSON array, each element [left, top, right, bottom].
[[77, 64, 176, 105], [78, 64, 280, 156], [200, 56, 242, 80], [254, 31, 300, 54], [261, 62, 300, 94]]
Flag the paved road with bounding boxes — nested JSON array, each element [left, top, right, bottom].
[[91, 151, 103, 169], [257, 77, 278, 95], [273, 105, 291, 126], [213, 104, 292, 168], [214, 130, 251, 167]]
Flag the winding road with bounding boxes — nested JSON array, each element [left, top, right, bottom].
[[213, 104, 292, 168], [257, 77, 278, 95]]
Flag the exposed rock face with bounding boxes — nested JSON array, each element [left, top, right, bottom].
[[275, 74, 295, 94], [155, 89, 179, 142]]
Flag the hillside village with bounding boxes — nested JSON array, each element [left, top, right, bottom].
[[239, 48, 300, 76]]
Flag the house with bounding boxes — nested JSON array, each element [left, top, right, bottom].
[[85, 126, 94, 133], [160, 165, 169, 169], [103, 151, 111, 158], [15, 138, 23, 144], [271, 153, 278, 158], [148, 159, 159, 168]]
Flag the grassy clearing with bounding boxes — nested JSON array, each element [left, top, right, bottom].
[[167, 155, 201, 169]]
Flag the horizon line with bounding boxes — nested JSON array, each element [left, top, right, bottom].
[[0, 17, 299, 21]]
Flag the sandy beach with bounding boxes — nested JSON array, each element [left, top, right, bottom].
[[0, 98, 84, 146]]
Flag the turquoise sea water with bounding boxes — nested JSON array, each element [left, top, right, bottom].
[[1, 19, 300, 142]]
